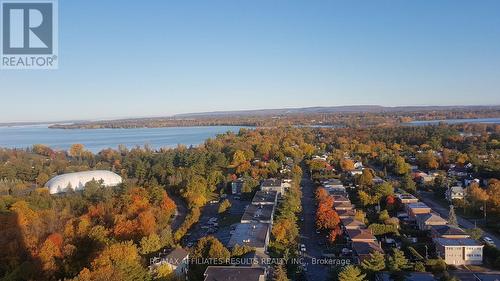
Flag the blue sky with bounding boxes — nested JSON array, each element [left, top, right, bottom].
[[1, 0, 500, 122]]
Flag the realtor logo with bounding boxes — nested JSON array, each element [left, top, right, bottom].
[[1, 0, 58, 69]]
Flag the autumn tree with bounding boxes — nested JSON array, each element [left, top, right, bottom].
[[139, 233, 161, 255], [340, 159, 355, 171], [76, 241, 150, 281], [69, 144, 86, 159], [190, 236, 230, 280], [218, 199, 231, 214], [358, 169, 374, 188], [316, 204, 340, 230], [327, 226, 341, 244], [315, 187, 329, 202], [393, 156, 410, 175], [272, 218, 299, 246]]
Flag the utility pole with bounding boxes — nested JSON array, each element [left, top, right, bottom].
[[483, 201, 487, 221]]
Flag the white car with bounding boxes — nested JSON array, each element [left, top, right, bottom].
[[483, 237, 496, 246], [300, 244, 306, 252]]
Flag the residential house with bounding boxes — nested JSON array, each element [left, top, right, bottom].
[[397, 193, 419, 204], [324, 179, 347, 195], [354, 161, 364, 169], [241, 204, 275, 224], [337, 209, 356, 219], [251, 191, 278, 206], [415, 213, 447, 230], [429, 225, 470, 239], [464, 178, 480, 187], [341, 217, 366, 230], [406, 202, 431, 219], [372, 176, 385, 185], [446, 185, 465, 202], [204, 266, 266, 281], [448, 165, 469, 178], [345, 229, 377, 243], [433, 238, 483, 265], [231, 178, 244, 195], [260, 179, 285, 195], [228, 223, 271, 254], [332, 195, 350, 203], [349, 169, 364, 176], [352, 241, 384, 264], [333, 201, 354, 211]]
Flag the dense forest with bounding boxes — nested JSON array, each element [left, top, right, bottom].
[[48, 107, 500, 129], [0, 122, 499, 280]]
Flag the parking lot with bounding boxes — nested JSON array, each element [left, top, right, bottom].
[[183, 194, 250, 248]]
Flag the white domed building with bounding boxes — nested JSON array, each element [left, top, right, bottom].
[[45, 170, 122, 194]]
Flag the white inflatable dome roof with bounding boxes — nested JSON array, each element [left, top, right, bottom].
[[45, 170, 122, 194]]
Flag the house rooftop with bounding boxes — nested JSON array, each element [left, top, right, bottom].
[[261, 179, 282, 187], [332, 195, 350, 203], [449, 186, 465, 192], [323, 179, 343, 186], [251, 191, 278, 205], [352, 241, 384, 262], [397, 193, 418, 200], [204, 266, 266, 281], [337, 209, 356, 217], [430, 225, 468, 237], [241, 204, 274, 223], [341, 217, 366, 228], [346, 229, 377, 241], [415, 213, 447, 224], [164, 248, 189, 266], [333, 201, 353, 208], [433, 238, 483, 247], [407, 202, 430, 209], [228, 223, 270, 249], [377, 272, 437, 281]]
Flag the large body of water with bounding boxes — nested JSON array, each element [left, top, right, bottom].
[[406, 117, 500, 126], [0, 118, 498, 153], [0, 125, 249, 153]]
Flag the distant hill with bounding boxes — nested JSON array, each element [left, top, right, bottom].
[[173, 105, 500, 118]]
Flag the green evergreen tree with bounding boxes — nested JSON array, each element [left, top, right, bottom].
[[361, 251, 386, 272], [401, 173, 416, 194], [448, 205, 458, 226], [387, 249, 410, 272], [272, 264, 289, 281], [338, 265, 366, 281], [414, 261, 426, 272]]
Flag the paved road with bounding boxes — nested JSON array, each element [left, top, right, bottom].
[[419, 191, 500, 248], [170, 193, 188, 231], [300, 172, 330, 281]]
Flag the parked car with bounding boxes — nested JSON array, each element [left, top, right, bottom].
[[482, 236, 496, 246], [300, 244, 306, 252]]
